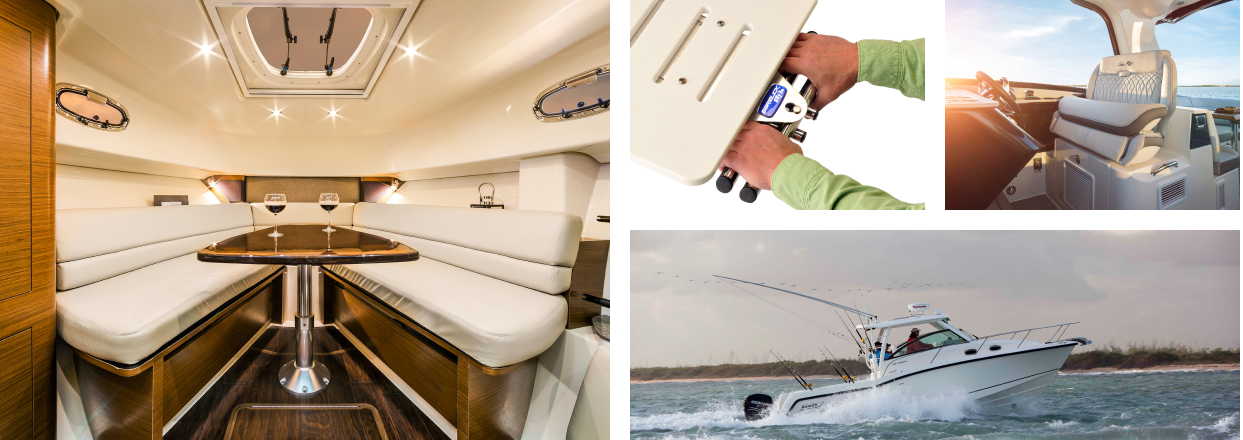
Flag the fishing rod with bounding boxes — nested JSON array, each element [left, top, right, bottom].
[[280, 7, 297, 76], [852, 301, 874, 348], [839, 300, 871, 351], [823, 345, 855, 383], [319, 7, 338, 76], [817, 347, 852, 384], [770, 351, 812, 390], [827, 306, 864, 354], [714, 275, 878, 320]]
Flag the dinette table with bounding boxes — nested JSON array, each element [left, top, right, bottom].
[[198, 224, 419, 394]]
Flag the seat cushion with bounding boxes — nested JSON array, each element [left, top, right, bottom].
[[1057, 95, 1167, 137], [57, 204, 255, 263], [57, 254, 280, 365], [326, 258, 568, 368], [352, 203, 582, 267]]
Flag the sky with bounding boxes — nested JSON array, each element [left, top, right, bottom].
[[945, 0, 1240, 85], [631, 231, 1240, 368]]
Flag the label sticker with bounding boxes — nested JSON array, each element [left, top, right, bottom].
[[757, 84, 787, 118]]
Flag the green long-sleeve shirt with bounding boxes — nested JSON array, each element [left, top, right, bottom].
[[771, 38, 925, 210]]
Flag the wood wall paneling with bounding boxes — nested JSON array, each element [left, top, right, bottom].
[[329, 281, 459, 424], [566, 240, 609, 329], [0, 7, 33, 303], [74, 356, 157, 440], [457, 360, 536, 440], [0, 0, 56, 438], [0, 329, 33, 438]]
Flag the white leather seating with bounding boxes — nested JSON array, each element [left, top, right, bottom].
[[250, 202, 354, 226], [56, 205, 279, 365], [326, 203, 582, 368], [1050, 50, 1177, 165]]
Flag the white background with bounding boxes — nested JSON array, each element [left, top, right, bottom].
[[631, 0, 924, 210]]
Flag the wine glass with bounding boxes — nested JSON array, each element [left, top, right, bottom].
[[264, 194, 287, 237], [320, 193, 339, 233]]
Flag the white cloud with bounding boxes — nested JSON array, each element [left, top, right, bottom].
[[1001, 16, 1085, 45]]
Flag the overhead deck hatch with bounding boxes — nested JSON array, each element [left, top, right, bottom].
[[203, 0, 420, 98]]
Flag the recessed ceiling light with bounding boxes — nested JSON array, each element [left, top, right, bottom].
[[404, 45, 416, 56], [198, 43, 213, 56], [328, 109, 339, 117], [271, 108, 282, 117]]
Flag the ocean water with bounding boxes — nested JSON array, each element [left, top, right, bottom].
[[631, 369, 1240, 439], [1178, 87, 1240, 100]]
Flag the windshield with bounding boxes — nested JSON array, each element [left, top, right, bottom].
[[892, 329, 968, 358]]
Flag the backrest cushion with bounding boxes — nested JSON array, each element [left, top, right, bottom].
[[251, 203, 354, 226], [1088, 50, 1178, 135], [56, 205, 255, 290], [351, 204, 583, 294]]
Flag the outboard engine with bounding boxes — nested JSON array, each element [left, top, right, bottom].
[[743, 393, 773, 421]]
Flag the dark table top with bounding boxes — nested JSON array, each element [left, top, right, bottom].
[[198, 225, 419, 265]]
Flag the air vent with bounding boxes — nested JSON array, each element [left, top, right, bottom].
[[1157, 175, 1188, 209], [1063, 161, 1094, 210], [1217, 180, 1227, 210]]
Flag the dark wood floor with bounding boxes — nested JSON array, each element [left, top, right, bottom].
[[164, 327, 450, 440], [1012, 194, 1058, 210]]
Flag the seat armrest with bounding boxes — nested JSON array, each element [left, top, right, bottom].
[[1058, 95, 1168, 137]]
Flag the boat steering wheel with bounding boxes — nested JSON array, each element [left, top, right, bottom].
[[976, 71, 1023, 118]]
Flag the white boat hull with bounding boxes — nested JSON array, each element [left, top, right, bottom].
[[775, 341, 1077, 416]]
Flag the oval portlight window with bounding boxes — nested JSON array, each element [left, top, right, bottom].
[[533, 64, 609, 122], [54, 84, 129, 131]]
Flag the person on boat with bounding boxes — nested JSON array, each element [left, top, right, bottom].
[[904, 328, 931, 354], [870, 342, 896, 361], [719, 33, 925, 210]]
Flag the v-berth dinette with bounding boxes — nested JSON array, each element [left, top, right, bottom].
[[2, 0, 610, 437]]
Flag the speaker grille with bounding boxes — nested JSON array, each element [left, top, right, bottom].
[[1063, 162, 1094, 210], [1157, 176, 1188, 209]]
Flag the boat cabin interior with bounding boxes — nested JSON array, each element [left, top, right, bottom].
[[0, 0, 610, 439], [945, 0, 1240, 210]]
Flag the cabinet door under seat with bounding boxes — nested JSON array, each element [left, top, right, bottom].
[[0, 329, 33, 438]]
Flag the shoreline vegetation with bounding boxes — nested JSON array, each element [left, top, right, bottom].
[[630, 345, 1239, 383], [1062, 85, 1239, 87]]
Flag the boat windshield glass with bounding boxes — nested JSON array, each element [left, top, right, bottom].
[[891, 329, 967, 358]]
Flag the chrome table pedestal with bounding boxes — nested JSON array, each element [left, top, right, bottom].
[[197, 224, 420, 396], [278, 264, 330, 394]]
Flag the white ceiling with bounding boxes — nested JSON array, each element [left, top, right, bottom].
[[48, 0, 610, 177]]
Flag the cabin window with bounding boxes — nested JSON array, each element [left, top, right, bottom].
[[54, 84, 129, 131], [891, 329, 967, 358], [534, 64, 610, 122]]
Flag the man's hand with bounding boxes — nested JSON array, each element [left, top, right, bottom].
[[781, 33, 858, 110], [720, 121, 803, 191]]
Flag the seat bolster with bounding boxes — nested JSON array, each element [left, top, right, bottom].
[[57, 226, 255, 290], [1057, 95, 1168, 137], [1051, 113, 1135, 163]]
